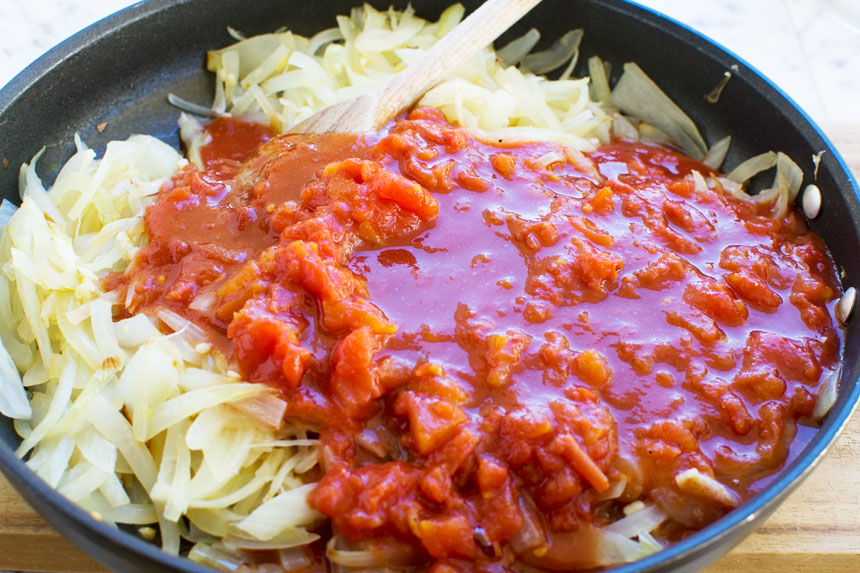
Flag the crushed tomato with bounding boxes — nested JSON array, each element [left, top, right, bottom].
[[115, 108, 842, 570]]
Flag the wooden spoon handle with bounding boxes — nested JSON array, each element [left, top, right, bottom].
[[374, 0, 543, 124]]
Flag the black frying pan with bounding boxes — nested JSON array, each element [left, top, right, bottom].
[[0, 1, 858, 571]]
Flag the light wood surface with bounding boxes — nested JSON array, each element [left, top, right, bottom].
[[1, 127, 859, 571]]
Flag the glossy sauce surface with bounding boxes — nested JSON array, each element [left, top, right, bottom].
[[116, 109, 841, 570]]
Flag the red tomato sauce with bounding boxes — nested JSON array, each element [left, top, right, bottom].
[[114, 109, 841, 570]]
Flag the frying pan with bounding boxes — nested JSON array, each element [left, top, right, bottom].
[[0, 0, 857, 571]]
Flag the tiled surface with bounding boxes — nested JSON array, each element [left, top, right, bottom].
[[0, 0, 858, 126]]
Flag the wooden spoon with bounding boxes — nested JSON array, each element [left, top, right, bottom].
[[295, 0, 543, 134]]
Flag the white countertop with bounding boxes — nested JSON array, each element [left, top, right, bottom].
[[0, 0, 858, 127]]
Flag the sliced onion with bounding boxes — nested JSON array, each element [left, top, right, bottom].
[[188, 542, 245, 571], [604, 504, 667, 538], [167, 93, 220, 118], [222, 527, 318, 550], [525, 525, 641, 570], [326, 534, 418, 568], [233, 483, 322, 541], [690, 170, 708, 193], [434, 2, 465, 37], [497, 28, 541, 67], [0, 199, 18, 229], [522, 29, 584, 75], [612, 115, 639, 142], [637, 123, 672, 146], [146, 383, 262, 441], [230, 392, 288, 430], [610, 62, 708, 160], [675, 468, 740, 508], [307, 27, 344, 56], [705, 71, 732, 104], [188, 289, 217, 313], [595, 475, 628, 502], [535, 150, 566, 169], [510, 493, 547, 555], [812, 150, 826, 179], [703, 135, 731, 170], [813, 364, 842, 422], [637, 530, 664, 556], [155, 308, 207, 344], [727, 151, 777, 184], [354, 428, 388, 458], [588, 56, 611, 104], [178, 112, 210, 170], [279, 547, 313, 570], [774, 151, 803, 200], [0, 333, 31, 419]]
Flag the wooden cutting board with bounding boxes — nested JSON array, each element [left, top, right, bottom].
[[1, 125, 858, 572]]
